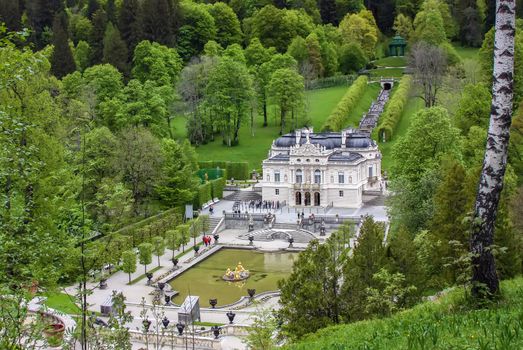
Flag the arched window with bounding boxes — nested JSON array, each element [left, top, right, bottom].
[[296, 169, 303, 184], [314, 169, 321, 184]]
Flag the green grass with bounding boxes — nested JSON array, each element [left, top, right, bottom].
[[452, 43, 480, 61], [373, 56, 407, 67], [345, 83, 382, 128], [128, 265, 163, 285], [189, 85, 349, 170], [43, 292, 81, 315], [287, 277, 523, 350], [377, 96, 424, 173], [369, 68, 405, 78]]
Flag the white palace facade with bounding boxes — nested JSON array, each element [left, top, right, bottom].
[[261, 128, 382, 208]]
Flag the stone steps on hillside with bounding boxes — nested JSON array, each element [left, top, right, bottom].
[[223, 190, 262, 202]]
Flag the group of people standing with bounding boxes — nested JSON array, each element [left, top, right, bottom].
[[202, 235, 214, 246]]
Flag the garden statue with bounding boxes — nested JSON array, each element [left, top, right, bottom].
[[223, 262, 250, 281]]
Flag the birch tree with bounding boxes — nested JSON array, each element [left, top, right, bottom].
[[470, 0, 516, 298]]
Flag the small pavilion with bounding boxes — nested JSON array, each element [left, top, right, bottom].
[[388, 35, 407, 56]]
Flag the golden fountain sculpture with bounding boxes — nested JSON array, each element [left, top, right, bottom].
[[223, 262, 250, 281]]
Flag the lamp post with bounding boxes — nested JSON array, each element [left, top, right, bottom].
[[209, 298, 218, 308], [226, 311, 236, 324]]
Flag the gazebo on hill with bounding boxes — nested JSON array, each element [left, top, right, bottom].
[[389, 35, 407, 56]]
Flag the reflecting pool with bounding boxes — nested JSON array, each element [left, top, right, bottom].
[[169, 249, 298, 305]]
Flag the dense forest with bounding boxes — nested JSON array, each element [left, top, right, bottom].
[[1, 0, 523, 348]]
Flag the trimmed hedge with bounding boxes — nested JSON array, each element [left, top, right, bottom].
[[197, 161, 249, 180], [376, 75, 412, 142], [321, 75, 368, 131], [210, 177, 226, 199], [195, 182, 212, 208]]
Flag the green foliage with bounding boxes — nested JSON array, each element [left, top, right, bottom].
[[195, 182, 212, 207], [412, 4, 447, 45], [210, 177, 226, 199], [137, 242, 152, 272], [455, 83, 491, 134], [151, 236, 165, 266], [339, 42, 367, 74], [322, 75, 368, 131], [338, 9, 379, 58], [132, 40, 182, 87], [393, 13, 413, 40], [208, 2, 242, 47], [267, 67, 305, 134], [244, 307, 279, 350], [50, 12, 76, 78], [287, 277, 523, 350], [121, 250, 137, 283], [177, 1, 216, 61], [197, 161, 249, 180], [376, 75, 412, 141], [102, 22, 128, 74]]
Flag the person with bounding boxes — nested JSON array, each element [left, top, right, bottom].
[[209, 204, 214, 215]]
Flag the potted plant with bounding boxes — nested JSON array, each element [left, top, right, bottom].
[[44, 323, 65, 347]]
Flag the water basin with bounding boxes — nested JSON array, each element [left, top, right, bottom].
[[169, 248, 298, 305]]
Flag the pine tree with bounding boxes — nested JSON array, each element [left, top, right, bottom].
[[342, 216, 387, 321], [51, 12, 77, 78], [103, 22, 128, 74], [142, 0, 175, 46], [319, 0, 337, 25], [86, 0, 100, 19], [0, 0, 23, 31], [25, 0, 63, 48], [106, 0, 117, 24], [90, 9, 108, 65], [118, 0, 143, 61]]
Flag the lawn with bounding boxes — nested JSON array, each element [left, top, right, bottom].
[[373, 56, 407, 67], [369, 67, 405, 78], [377, 96, 424, 174], [452, 43, 480, 61], [287, 277, 523, 350], [345, 82, 382, 128], [43, 291, 81, 315], [190, 85, 350, 170]]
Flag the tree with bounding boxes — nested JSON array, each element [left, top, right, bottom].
[[138, 243, 153, 273], [455, 83, 491, 134], [121, 250, 137, 283], [204, 57, 254, 146], [189, 219, 201, 247], [339, 42, 367, 74], [319, 0, 337, 25], [408, 42, 447, 107], [142, 0, 176, 46], [338, 9, 378, 58], [393, 13, 413, 40], [267, 68, 304, 135], [133, 41, 180, 86], [90, 9, 108, 65], [199, 215, 210, 235], [208, 2, 242, 47], [103, 22, 128, 74], [165, 229, 180, 258], [176, 1, 216, 60], [51, 12, 76, 78], [25, 0, 63, 48], [155, 138, 199, 207], [114, 127, 163, 214], [0, 0, 23, 32], [279, 236, 346, 339], [244, 307, 278, 349], [152, 236, 165, 267], [305, 33, 324, 78], [470, 0, 517, 298], [118, 0, 143, 60], [178, 224, 190, 251], [412, 5, 447, 45], [74, 40, 91, 72], [86, 0, 100, 19], [94, 179, 133, 230], [105, 0, 117, 24]]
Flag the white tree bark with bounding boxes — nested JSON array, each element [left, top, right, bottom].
[[471, 0, 516, 297]]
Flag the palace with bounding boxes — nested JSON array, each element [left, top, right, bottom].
[[261, 128, 382, 208]]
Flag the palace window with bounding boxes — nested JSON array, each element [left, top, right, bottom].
[[296, 169, 303, 183], [339, 190, 344, 197], [274, 171, 280, 183], [314, 169, 321, 184], [338, 171, 345, 184], [275, 189, 280, 195]]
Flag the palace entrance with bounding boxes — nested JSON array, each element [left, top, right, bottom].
[[295, 192, 302, 205], [314, 192, 320, 206]]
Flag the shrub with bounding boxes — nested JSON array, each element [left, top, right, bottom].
[[211, 177, 226, 199], [197, 161, 249, 180], [376, 75, 412, 142], [195, 182, 212, 208], [322, 75, 368, 131]]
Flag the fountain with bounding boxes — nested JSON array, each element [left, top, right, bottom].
[[222, 262, 250, 282]]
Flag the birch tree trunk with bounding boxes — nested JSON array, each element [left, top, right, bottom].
[[470, 0, 516, 298]]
